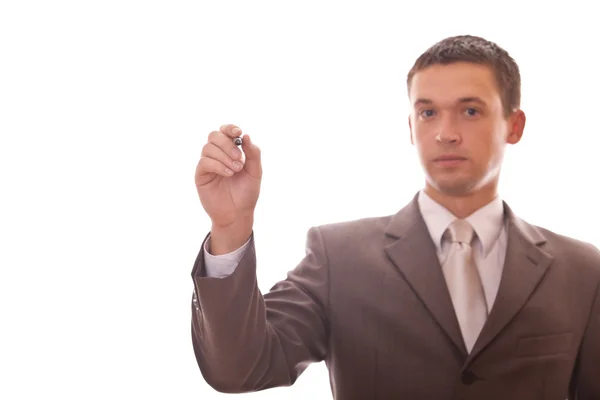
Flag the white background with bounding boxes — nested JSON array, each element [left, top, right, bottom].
[[1, 1, 599, 399]]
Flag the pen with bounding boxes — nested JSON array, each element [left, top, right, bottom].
[[234, 137, 242, 146]]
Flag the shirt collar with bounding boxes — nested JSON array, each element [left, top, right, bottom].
[[417, 189, 505, 257]]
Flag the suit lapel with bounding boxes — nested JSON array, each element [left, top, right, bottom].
[[466, 202, 554, 362], [383, 193, 555, 361], [384, 193, 468, 355]]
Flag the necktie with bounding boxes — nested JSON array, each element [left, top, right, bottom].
[[442, 219, 488, 353]]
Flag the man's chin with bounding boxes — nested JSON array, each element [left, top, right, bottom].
[[427, 177, 476, 197]]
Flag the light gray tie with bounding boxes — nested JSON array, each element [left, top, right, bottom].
[[442, 219, 488, 353]]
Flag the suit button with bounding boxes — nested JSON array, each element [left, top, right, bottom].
[[461, 370, 477, 385]]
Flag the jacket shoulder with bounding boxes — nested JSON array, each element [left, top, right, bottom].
[[534, 224, 600, 274], [311, 215, 393, 245]]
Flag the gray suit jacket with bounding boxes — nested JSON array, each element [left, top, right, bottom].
[[191, 192, 600, 399]]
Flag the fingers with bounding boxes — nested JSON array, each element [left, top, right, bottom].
[[239, 133, 259, 161], [197, 156, 235, 178], [219, 124, 242, 139], [198, 125, 262, 180], [201, 142, 244, 173], [208, 130, 243, 161], [239, 133, 262, 178]]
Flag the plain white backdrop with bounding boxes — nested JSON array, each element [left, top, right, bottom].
[[1, 1, 599, 399]]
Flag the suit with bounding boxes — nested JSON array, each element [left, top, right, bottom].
[[190, 191, 600, 399]]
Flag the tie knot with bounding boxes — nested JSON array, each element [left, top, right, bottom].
[[448, 219, 474, 244]]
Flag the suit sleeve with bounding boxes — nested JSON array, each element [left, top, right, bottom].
[[190, 226, 330, 393], [572, 281, 600, 399]]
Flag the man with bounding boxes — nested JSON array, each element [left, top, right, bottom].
[[190, 35, 600, 399]]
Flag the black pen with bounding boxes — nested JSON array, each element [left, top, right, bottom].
[[234, 137, 242, 146]]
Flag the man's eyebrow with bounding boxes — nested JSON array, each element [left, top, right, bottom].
[[413, 98, 433, 107], [412, 97, 488, 107], [458, 97, 487, 105]]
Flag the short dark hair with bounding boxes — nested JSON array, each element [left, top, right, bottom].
[[407, 35, 521, 117]]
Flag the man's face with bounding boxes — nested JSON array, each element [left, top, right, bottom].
[[408, 62, 524, 197]]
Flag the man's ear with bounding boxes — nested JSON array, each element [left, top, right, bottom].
[[409, 115, 414, 145], [507, 109, 526, 144]]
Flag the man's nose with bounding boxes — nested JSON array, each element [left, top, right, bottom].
[[435, 114, 461, 144]]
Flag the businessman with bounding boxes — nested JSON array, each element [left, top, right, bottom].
[[190, 35, 600, 399]]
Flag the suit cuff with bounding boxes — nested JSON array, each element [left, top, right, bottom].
[[203, 234, 252, 278]]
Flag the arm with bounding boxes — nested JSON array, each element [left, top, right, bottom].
[[190, 226, 330, 393], [570, 281, 600, 399]]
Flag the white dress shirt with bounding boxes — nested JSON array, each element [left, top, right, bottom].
[[203, 233, 251, 278], [418, 190, 507, 310], [202, 190, 508, 309]]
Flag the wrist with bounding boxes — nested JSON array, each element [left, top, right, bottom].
[[210, 216, 254, 255]]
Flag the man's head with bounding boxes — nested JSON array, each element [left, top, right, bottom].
[[407, 35, 525, 199]]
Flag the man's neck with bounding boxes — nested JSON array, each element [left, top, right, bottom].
[[424, 183, 499, 219]]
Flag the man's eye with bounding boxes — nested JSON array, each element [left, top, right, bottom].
[[420, 110, 435, 118], [464, 108, 479, 116]]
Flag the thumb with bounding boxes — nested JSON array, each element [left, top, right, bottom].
[[241, 134, 262, 178]]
